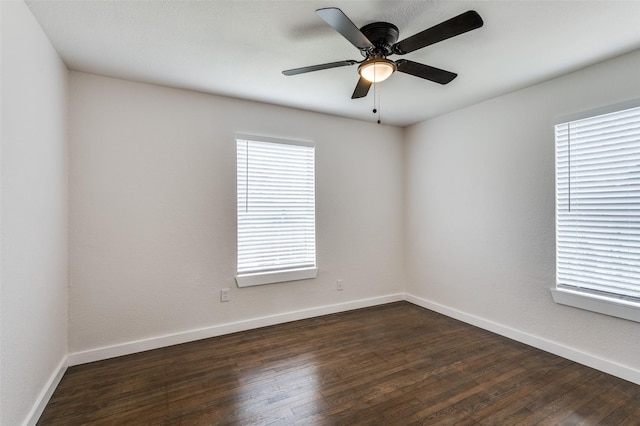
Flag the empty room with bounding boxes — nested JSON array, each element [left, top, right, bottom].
[[2, 0, 640, 424]]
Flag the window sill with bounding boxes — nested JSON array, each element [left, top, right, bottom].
[[236, 267, 317, 288], [550, 287, 640, 323]]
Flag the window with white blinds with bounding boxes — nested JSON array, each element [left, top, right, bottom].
[[554, 104, 640, 320], [235, 136, 316, 287]]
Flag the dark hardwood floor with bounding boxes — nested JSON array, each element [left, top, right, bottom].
[[38, 302, 640, 425]]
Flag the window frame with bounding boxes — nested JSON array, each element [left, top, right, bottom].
[[235, 134, 317, 287], [552, 99, 640, 323]]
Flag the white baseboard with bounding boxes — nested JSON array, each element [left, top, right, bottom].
[[404, 293, 640, 386], [67, 293, 404, 366], [24, 356, 68, 426]]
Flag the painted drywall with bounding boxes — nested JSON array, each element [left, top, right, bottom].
[[68, 72, 404, 354], [404, 48, 640, 375], [1, 1, 69, 425]]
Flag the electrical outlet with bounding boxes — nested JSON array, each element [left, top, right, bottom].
[[337, 279, 344, 291], [220, 288, 230, 302]]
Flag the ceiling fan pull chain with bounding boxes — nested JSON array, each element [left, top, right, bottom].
[[375, 66, 383, 124], [372, 86, 378, 122], [371, 76, 381, 124], [372, 68, 376, 113], [372, 65, 380, 123]]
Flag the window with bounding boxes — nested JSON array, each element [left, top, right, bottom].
[[235, 135, 317, 287], [552, 102, 640, 322]]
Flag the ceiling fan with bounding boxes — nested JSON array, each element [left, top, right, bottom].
[[282, 8, 483, 99]]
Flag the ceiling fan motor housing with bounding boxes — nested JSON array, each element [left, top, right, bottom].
[[360, 22, 399, 56]]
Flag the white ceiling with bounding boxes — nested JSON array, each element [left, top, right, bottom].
[[26, 0, 640, 127]]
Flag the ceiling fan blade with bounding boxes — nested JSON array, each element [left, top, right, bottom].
[[351, 77, 372, 99], [396, 59, 457, 84], [393, 10, 483, 55], [316, 8, 374, 50], [282, 60, 358, 76]]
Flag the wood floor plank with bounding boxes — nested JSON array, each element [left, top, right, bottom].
[[38, 302, 640, 425]]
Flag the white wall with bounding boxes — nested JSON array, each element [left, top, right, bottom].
[[0, 1, 69, 425], [68, 72, 405, 356], [405, 48, 640, 380]]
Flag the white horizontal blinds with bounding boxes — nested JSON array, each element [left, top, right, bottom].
[[237, 138, 316, 275], [555, 105, 640, 300]]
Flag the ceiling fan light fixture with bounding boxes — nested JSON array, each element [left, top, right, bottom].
[[358, 58, 396, 83]]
